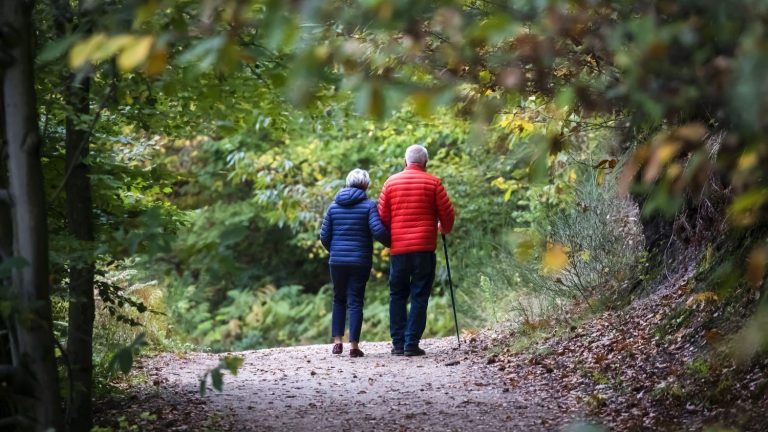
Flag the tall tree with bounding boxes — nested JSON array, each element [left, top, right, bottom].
[[1, 0, 64, 430], [49, 0, 98, 428], [63, 61, 96, 432]]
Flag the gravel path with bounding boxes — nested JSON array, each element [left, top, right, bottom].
[[141, 337, 563, 431]]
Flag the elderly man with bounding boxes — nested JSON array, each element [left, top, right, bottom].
[[378, 145, 455, 356]]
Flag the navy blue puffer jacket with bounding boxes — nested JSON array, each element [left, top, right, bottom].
[[320, 187, 390, 267]]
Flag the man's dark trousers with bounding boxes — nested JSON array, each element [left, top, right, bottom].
[[389, 252, 436, 350]]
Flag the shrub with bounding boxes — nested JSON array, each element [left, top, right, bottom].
[[461, 168, 645, 327]]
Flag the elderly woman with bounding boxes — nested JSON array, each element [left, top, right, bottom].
[[320, 169, 390, 357]]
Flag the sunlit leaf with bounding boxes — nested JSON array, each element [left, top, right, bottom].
[[117, 35, 154, 72], [68, 33, 109, 69], [145, 47, 168, 77], [685, 291, 719, 308], [543, 243, 569, 274]]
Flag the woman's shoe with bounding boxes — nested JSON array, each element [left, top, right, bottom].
[[349, 348, 364, 358], [332, 343, 343, 354]]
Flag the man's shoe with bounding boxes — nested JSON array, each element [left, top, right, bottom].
[[332, 343, 343, 354], [404, 347, 426, 357], [391, 347, 404, 356], [349, 348, 364, 358]]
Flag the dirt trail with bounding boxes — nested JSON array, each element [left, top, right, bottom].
[[139, 337, 567, 431]]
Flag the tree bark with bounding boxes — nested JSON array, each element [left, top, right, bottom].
[[0, 61, 18, 425], [1, 1, 65, 430], [64, 60, 96, 432], [0, 64, 11, 263], [48, 0, 98, 427], [0, 63, 10, 262]]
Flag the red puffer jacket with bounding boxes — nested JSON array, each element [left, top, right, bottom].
[[377, 164, 455, 255]]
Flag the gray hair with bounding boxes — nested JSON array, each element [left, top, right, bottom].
[[405, 144, 428, 166], [345, 168, 370, 190]]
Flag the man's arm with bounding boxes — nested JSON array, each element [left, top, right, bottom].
[[435, 180, 455, 234], [377, 181, 392, 228]]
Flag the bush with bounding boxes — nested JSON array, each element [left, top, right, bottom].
[[461, 168, 645, 327], [542, 171, 645, 305], [168, 279, 457, 352], [516, 170, 645, 309]]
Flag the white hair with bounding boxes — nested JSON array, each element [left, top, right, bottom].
[[405, 144, 428, 166], [345, 168, 370, 190]]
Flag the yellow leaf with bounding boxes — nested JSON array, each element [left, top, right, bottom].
[[747, 246, 767, 289], [543, 243, 569, 274], [92, 34, 135, 63], [685, 291, 719, 308], [643, 138, 681, 184], [672, 123, 707, 143], [117, 36, 154, 72], [504, 187, 514, 202], [68, 33, 109, 69], [737, 151, 759, 172], [490, 177, 507, 190], [144, 47, 168, 77], [596, 169, 605, 186]]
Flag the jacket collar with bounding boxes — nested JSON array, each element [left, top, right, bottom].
[[405, 163, 426, 172]]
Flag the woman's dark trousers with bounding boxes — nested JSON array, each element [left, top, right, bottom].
[[330, 265, 371, 342]]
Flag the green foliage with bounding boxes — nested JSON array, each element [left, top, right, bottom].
[[169, 280, 456, 352], [526, 171, 643, 301], [199, 355, 244, 396], [108, 333, 147, 375], [27, 0, 768, 382]]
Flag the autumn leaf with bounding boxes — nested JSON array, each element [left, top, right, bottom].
[[703, 329, 723, 345], [746, 246, 767, 289], [685, 292, 719, 308], [543, 242, 569, 274], [117, 36, 154, 72], [69, 33, 109, 69]]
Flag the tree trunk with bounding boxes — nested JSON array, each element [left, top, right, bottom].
[[0, 66, 18, 425], [48, 0, 98, 427], [64, 70, 96, 432], [0, 73, 10, 264], [1, 1, 65, 430]]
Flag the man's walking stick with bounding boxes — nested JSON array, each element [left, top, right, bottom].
[[441, 234, 460, 346]]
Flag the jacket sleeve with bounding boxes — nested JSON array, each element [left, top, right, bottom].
[[435, 179, 455, 234], [368, 202, 391, 248], [319, 206, 332, 251], [377, 181, 391, 229]]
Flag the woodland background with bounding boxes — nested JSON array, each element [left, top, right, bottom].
[[1, 0, 768, 430]]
